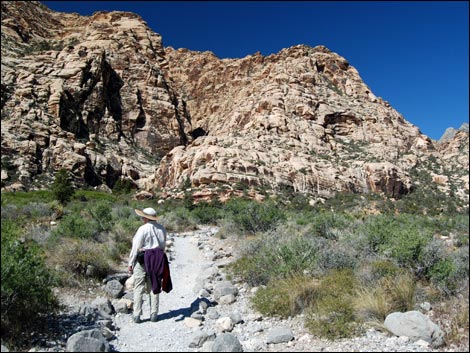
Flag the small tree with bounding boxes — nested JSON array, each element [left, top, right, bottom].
[[52, 168, 75, 205]]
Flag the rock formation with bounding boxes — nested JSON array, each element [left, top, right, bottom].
[[1, 1, 468, 205]]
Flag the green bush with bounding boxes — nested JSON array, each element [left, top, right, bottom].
[[51, 168, 75, 205], [311, 211, 352, 240], [429, 258, 457, 293], [112, 178, 135, 194], [251, 283, 293, 318], [191, 201, 223, 225], [1, 220, 57, 343], [305, 269, 359, 339], [383, 227, 429, 271], [224, 198, 285, 234], [251, 275, 318, 318], [229, 254, 271, 286], [363, 215, 397, 254], [49, 238, 111, 281], [159, 206, 197, 232], [52, 213, 96, 240], [315, 242, 358, 274], [89, 201, 113, 232], [229, 233, 320, 286]]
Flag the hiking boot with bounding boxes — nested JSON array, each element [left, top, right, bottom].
[[133, 316, 141, 324], [150, 313, 158, 322]]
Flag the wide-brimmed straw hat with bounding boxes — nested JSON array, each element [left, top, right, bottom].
[[135, 207, 158, 221]]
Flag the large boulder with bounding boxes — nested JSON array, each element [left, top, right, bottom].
[[384, 310, 445, 348]]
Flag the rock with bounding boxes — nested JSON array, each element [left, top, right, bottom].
[[104, 279, 124, 298], [219, 294, 236, 305], [211, 333, 243, 352], [266, 326, 294, 344], [384, 310, 445, 348], [216, 317, 234, 332], [213, 282, 238, 300], [4, 2, 467, 209], [184, 317, 202, 328], [91, 297, 115, 319], [66, 329, 110, 352], [189, 329, 216, 348]]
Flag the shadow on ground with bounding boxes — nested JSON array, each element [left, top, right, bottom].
[[157, 297, 212, 322]]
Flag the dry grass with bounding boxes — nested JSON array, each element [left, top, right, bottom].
[[46, 237, 111, 286], [354, 272, 416, 322]]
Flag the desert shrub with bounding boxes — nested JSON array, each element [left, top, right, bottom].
[[369, 259, 401, 279], [109, 221, 136, 259], [28, 222, 53, 245], [112, 204, 133, 219], [251, 275, 318, 318], [89, 201, 113, 232], [1, 220, 57, 342], [18, 201, 54, 220], [229, 253, 271, 286], [310, 211, 352, 240], [229, 232, 320, 286], [383, 227, 429, 271], [251, 284, 293, 318], [191, 200, 224, 225], [362, 215, 397, 254], [224, 198, 285, 234], [354, 270, 415, 322], [51, 168, 75, 205], [315, 240, 358, 274], [305, 269, 359, 339], [0, 203, 19, 221], [214, 217, 243, 239], [48, 238, 111, 282], [360, 214, 433, 274], [159, 206, 197, 232], [429, 247, 469, 296], [417, 240, 447, 279], [270, 236, 319, 277], [51, 213, 96, 240]]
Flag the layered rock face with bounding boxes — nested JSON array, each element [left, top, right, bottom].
[[154, 45, 434, 198], [1, 1, 468, 204], [2, 1, 192, 190]]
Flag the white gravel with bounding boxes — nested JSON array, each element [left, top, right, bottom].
[[110, 234, 207, 352]]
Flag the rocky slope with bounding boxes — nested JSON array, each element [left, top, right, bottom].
[[1, 1, 468, 206]]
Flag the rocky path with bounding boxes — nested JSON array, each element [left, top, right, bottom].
[[25, 226, 466, 352], [110, 231, 209, 352], [106, 227, 459, 352]]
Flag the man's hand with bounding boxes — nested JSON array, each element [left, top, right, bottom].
[[128, 265, 133, 274]]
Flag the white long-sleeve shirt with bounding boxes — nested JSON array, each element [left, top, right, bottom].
[[128, 221, 167, 267]]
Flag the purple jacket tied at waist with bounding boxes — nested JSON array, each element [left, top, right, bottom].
[[144, 247, 173, 294]]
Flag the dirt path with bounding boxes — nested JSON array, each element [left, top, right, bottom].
[[110, 233, 207, 352]]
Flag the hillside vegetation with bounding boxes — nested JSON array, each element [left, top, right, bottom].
[[1, 175, 468, 350]]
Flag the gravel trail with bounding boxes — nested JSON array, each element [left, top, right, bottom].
[[110, 234, 206, 352], [102, 228, 467, 353]]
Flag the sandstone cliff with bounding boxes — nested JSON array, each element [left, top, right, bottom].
[[1, 1, 468, 205]]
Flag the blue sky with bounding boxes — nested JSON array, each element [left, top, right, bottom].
[[43, 1, 469, 140]]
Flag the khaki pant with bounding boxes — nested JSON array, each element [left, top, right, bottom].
[[133, 262, 159, 318]]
